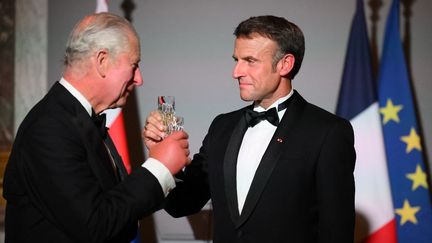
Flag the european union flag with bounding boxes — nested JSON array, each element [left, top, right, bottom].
[[378, 0, 432, 242]]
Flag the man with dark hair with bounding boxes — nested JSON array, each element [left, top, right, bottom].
[[144, 15, 355, 242], [3, 12, 190, 243]]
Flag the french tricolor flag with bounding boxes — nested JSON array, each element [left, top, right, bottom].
[[336, 0, 396, 241]]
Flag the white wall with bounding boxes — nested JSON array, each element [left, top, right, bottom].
[[48, 0, 432, 162]]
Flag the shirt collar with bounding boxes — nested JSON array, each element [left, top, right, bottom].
[[254, 88, 294, 112], [59, 77, 93, 116]]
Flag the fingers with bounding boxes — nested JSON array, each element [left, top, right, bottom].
[[169, 130, 189, 140], [171, 131, 191, 165], [148, 134, 190, 175], [142, 110, 166, 142], [148, 111, 165, 130], [144, 112, 191, 174], [143, 125, 163, 142], [164, 131, 189, 154]]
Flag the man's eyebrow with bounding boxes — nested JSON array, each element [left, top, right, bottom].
[[232, 55, 258, 61], [243, 56, 258, 61]]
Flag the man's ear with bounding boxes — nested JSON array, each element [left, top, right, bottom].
[[278, 54, 295, 77], [95, 49, 109, 78]]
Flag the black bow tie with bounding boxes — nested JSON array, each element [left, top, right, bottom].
[[91, 112, 108, 138], [244, 97, 292, 127], [245, 108, 279, 127]]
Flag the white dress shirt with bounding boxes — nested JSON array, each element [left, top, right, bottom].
[[236, 89, 294, 213], [59, 78, 175, 196]]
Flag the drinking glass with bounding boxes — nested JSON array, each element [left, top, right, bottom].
[[158, 96, 175, 112], [157, 96, 183, 135]]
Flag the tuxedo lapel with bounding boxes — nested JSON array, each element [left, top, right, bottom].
[[223, 111, 249, 224], [51, 82, 120, 188], [236, 91, 306, 228], [105, 134, 128, 180], [73, 110, 119, 188]]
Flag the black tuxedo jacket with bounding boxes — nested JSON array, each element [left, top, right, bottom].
[[165, 91, 356, 243], [3, 82, 164, 243]]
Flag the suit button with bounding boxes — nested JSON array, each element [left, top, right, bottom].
[[237, 230, 243, 238]]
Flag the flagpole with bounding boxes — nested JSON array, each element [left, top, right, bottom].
[[121, 0, 135, 22], [367, 0, 383, 79]]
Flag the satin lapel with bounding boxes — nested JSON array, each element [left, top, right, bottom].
[[236, 91, 305, 228], [72, 107, 119, 188], [51, 82, 119, 189], [223, 112, 249, 223], [105, 135, 127, 180]]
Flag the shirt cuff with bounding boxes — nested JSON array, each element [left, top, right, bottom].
[[142, 158, 176, 197]]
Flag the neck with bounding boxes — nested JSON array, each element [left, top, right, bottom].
[[256, 78, 292, 109], [63, 68, 107, 114]]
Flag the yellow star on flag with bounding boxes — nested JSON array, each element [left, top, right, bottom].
[[395, 199, 421, 225], [406, 164, 429, 191], [379, 98, 403, 124], [401, 127, 422, 153]]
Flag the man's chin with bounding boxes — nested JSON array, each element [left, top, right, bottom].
[[239, 93, 254, 102]]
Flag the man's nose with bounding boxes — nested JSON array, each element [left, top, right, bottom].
[[134, 67, 143, 86], [232, 62, 244, 79]]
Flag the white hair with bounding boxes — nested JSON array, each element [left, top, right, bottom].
[[64, 12, 139, 66]]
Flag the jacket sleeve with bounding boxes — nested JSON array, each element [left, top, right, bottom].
[[163, 116, 219, 218], [17, 115, 164, 243]]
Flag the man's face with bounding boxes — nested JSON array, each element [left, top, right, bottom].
[[232, 35, 286, 108], [105, 36, 143, 109]]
